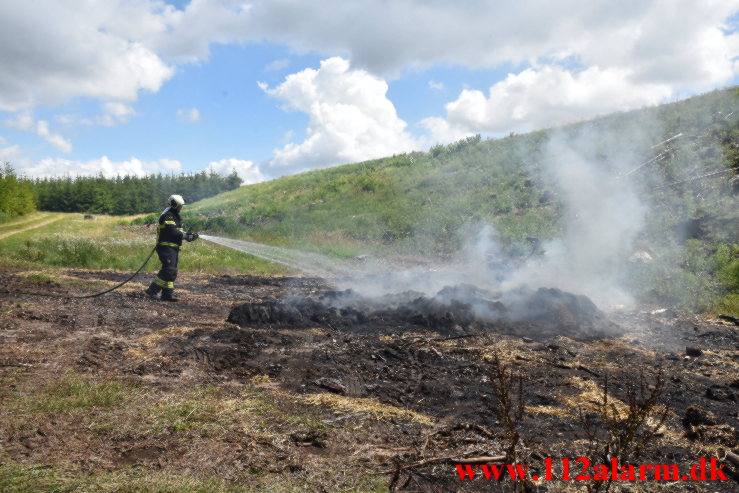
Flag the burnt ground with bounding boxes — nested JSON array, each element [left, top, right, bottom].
[[0, 266, 737, 492]]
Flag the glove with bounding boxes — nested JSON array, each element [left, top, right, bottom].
[[184, 232, 199, 242]]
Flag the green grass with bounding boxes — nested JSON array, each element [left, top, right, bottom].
[[27, 373, 127, 414], [714, 293, 739, 317], [0, 213, 288, 275], [145, 387, 224, 434], [0, 212, 51, 233], [23, 272, 58, 284], [0, 464, 388, 493]]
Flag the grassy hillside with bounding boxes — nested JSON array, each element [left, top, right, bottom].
[[180, 133, 555, 256], [179, 91, 734, 247], [131, 87, 739, 313]]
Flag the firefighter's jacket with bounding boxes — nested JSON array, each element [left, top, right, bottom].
[[156, 207, 185, 249]]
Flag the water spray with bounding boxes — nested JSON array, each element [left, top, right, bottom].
[[200, 234, 356, 278]]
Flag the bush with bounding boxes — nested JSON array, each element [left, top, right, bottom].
[[715, 293, 739, 316], [715, 244, 739, 290], [18, 241, 45, 262], [0, 162, 36, 217], [130, 213, 158, 226], [56, 236, 105, 267]]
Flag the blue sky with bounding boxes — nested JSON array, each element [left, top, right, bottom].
[[1, 0, 739, 183]]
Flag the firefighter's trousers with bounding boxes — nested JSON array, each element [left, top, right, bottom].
[[147, 245, 179, 297]]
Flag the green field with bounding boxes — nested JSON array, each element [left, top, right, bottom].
[[0, 213, 288, 277]]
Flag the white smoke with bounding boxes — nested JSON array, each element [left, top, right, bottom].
[[204, 123, 655, 312], [335, 125, 653, 310], [500, 127, 649, 308]]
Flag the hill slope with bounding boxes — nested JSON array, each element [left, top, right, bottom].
[[149, 87, 739, 311]]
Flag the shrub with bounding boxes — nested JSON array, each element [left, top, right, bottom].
[[577, 371, 668, 492], [130, 213, 158, 225], [18, 241, 45, 262], [56, 236, 105, 267]]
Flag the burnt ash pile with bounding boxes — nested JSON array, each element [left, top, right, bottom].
[[227, 283, 622, 341]]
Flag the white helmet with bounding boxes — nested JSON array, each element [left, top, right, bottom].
[[168, 194, 185, 207]]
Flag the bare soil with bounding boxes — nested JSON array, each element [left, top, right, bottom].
[[1, 267, 737, 491]]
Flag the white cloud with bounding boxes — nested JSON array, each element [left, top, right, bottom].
[[4, 111, 73, 153], [3, 111, 35, 132], [207, 158, 265, 185], [18, 156, 182, 179], [101, 102, 136, 126], [428, 80, 444, 91], [243, 1, 739, 85], [264, 58, 290, 72], [419, 118, 474, 147], [0, 140, 21, 161], [53, 103, 136, 128], [0, 2, 174, 112], [261, 57, 420, 176], [177, 108, 201, 123], [140, 0, 253, 62], [103, 0, 739, 92], [2, 1, 738, 115], [422, 66, 673, 143], [246, 1, 739, 144], [36, 121, 73, 153]]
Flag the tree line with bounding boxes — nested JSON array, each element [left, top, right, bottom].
[[0, 162, 243, 218], [33, 170, 242, 215], [0, 163, 37, 221]]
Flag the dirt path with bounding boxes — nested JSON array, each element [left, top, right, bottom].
[[0, 268, 737, 491], [0, 213, 49, 228], [0, 215, 60, 241]]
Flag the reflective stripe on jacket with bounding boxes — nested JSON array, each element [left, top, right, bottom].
[[156, 207, 184, 248]]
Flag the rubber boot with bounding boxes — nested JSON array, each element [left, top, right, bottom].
[[145, 283, 161, 299], [161, 288, 179, 302]]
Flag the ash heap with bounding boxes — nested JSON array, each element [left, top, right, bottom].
[[227, 283, 622, 341]]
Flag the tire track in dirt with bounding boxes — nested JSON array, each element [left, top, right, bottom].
[[0, 215, 61, 241], [0, 213, 50, 231]]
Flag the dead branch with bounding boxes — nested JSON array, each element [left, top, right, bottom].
[[654, 169, 732, 190], [724, 450, 739, 468], [577, 364, 602, 378], [718, 314, 739, 325], [382, 454, 506, 473], [420, 422, 496, 452], [456, 456, 507, 464], [624, 147, 674, 177], [650, 133, 684, 149]]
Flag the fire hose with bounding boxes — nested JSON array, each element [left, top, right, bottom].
[[5, 229, 203, 299], [5, 246, 157, 299], [4, 227, 204, 299]]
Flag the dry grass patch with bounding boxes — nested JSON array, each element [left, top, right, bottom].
[[560, 376, 623, 415], [298, 392, 436, 425], [126, 325, 204, 361], [525, 404, 573, 418], [478, 339, 536, 367], [596, 337, 658, 357]]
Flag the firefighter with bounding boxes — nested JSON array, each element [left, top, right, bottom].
[[144, 194, 198, 302]]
